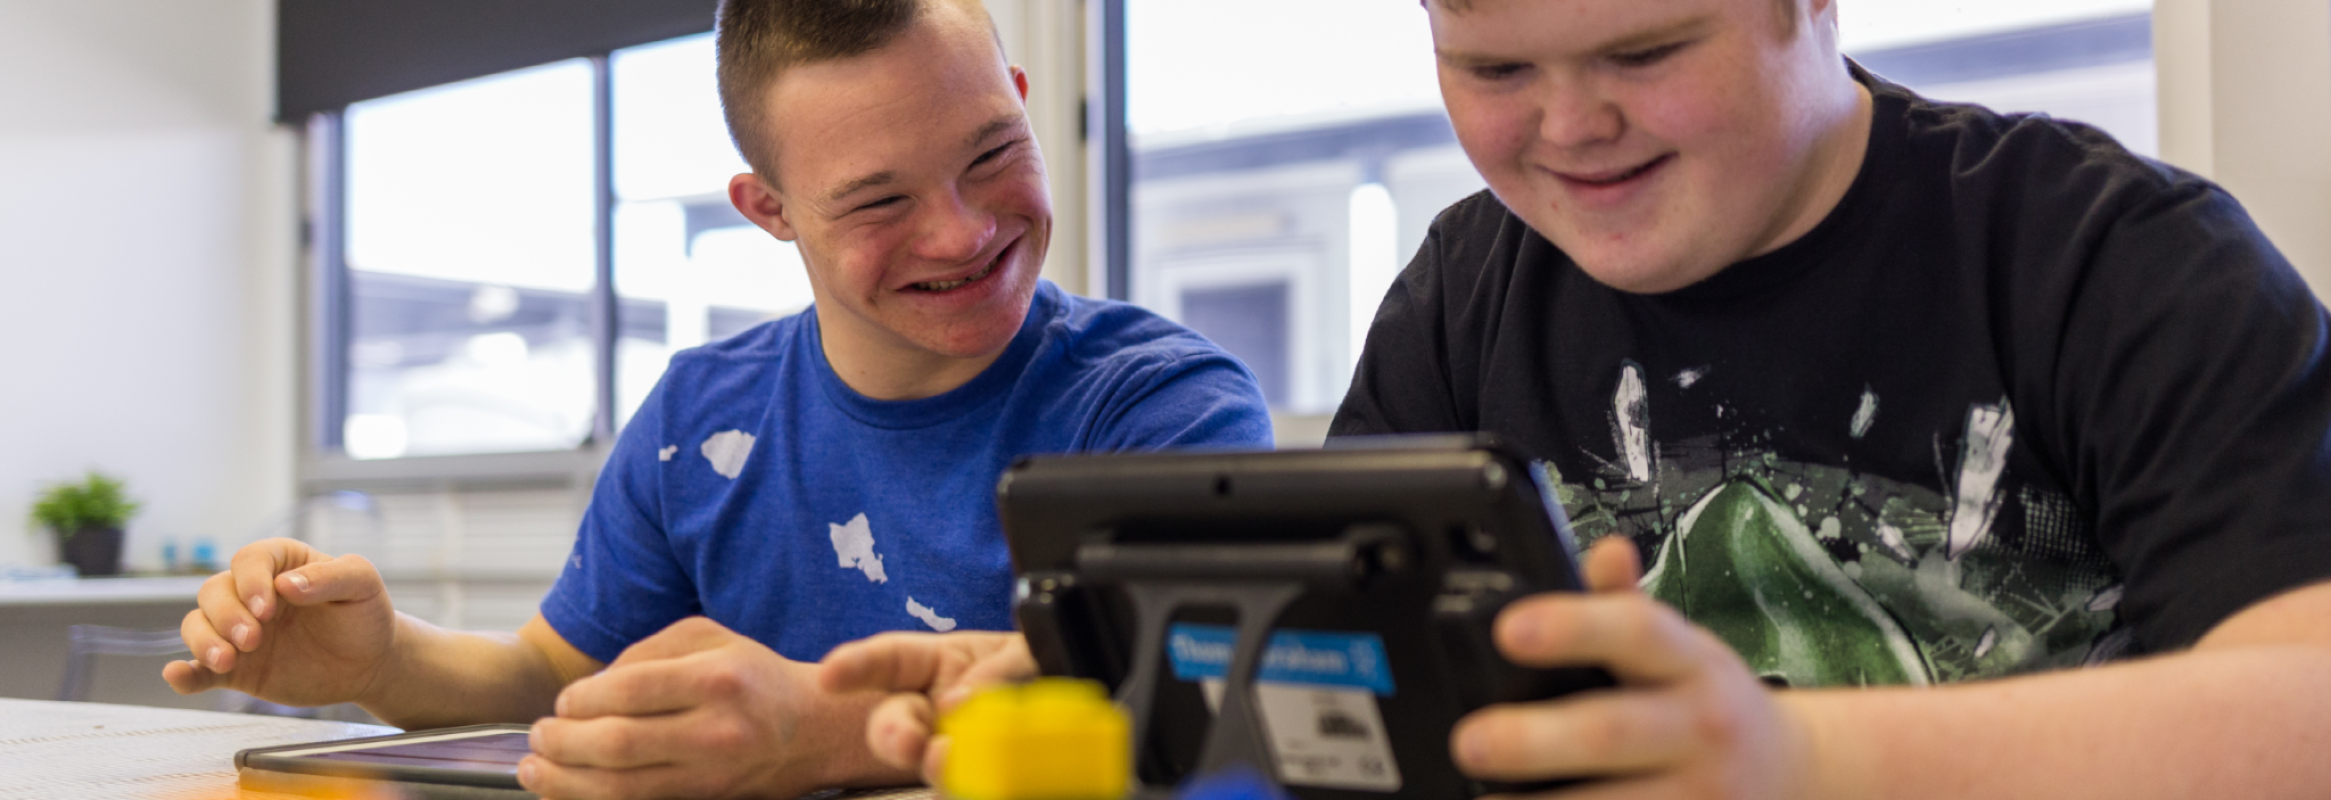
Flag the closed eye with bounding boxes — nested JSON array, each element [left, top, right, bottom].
[[1610, 40, 1690, 68], [1468, 62, 1530, 81], [855, 195, 905, 213], [970, 139, 1022, 170]]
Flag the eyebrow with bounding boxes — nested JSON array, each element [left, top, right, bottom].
[[822, 170, 898, 207]]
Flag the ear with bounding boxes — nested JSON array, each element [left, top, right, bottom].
[[729, 172, 798, 242], [1010, 65, 1029, 102]]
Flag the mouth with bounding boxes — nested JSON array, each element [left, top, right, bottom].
[[1557, 154, 1673, 188], [908, 242, 1010, 293]]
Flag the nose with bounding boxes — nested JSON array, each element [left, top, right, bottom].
[[914, 189, 997, 265], [1535, 76, 1623, 148]]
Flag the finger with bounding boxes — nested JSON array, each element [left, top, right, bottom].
[[1494, 593, 1711, 684], [531, 714, 684, 772], [519, 754, 709, 800], [921, 735, 951, 788], [557, 654, 734, 719], [229, 538, 310, 623], [182, 596, 243, 673], [607, 616, 737, 668], [819, 631, 958, 694], [274, 554, 385, 607], [865, 692, 936, 770], [932, 636, 1040, 712], [1451, 690, 1695, 781], [161, 657, 222, 694], [1582, 537, 1644, 593], [195, 571, 263, 656]]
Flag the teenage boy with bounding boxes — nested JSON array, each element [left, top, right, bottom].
[[165, 1, 1270, 798], [833, 0, 2331, 796]]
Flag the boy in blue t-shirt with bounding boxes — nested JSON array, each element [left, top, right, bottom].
[[164, 2, 1269, 798]]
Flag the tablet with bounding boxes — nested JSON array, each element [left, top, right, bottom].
[[237, 724, 535, 799], [999, 434, 1612, 800]]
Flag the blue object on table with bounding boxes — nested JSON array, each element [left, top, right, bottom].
[[190, 539, 218, 573], [1177, 766, 1292, 800], [161, 539, 180, 573]]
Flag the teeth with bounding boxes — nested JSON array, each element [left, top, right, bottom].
[[913, 257, 998, 292]]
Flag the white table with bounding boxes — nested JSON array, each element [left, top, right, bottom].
[[0, 698, 398, 799]]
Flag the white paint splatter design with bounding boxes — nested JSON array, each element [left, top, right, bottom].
[[657, 445, 677, 462], [1946, 400, 2016, 560], [700, 430, 755, 479], [1974, 626, 1999, 658], [907, 597, 957, 631], [1673, 366, 1709, 389], [1874, 523, 1915, 562], [1613, 363, 1653, 484], [2085, 584, 2123, 612], [1851, 387, 1879, 440], [829, 512, 888, 583]]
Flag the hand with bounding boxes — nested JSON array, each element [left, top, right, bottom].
[[521, 616, 892, 800], [818, 631, 1038, 783], [1449, 538, 1817, 799], [161, 538, 399, 708]]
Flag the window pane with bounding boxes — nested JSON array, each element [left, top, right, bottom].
[[610, 33, 814, 429], [1127, 0, 1475, 414], [342, 60, 597, 459], [1845, 2, 2157, 157]]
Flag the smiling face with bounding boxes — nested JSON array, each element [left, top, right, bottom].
[[1429, 0, 1869, 294], [729, 3, 1048, 399]]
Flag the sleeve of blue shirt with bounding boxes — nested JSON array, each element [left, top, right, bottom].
[[538, 380, 699, 664], [1088, 350, 1275, 451]]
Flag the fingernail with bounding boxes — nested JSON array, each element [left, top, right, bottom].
[[250, 594, 270, 618], [554, 692, 570, 717], [231, 624, 251, 650], [528, 725, 543, 752], [207, 646, 225, 670], [1453, 725, 1485, 767], [286, 572, 311, 593], [518, 759, 538, 787]]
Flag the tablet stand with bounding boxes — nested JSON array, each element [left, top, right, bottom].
[[1072, 525, 1406, 796]]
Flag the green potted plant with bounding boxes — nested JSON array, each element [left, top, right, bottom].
[[31, 471, 141, 577]]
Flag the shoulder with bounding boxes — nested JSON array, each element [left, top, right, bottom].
[[1032, 281, 1246, 376], [648, 310, 812, 414]]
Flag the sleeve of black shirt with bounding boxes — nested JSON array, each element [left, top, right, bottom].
[[2023, 153, 2331, 652], [1329, 193, 1495, 439]]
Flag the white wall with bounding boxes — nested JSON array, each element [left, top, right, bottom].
[[2155, 0, 2331, 294], [0, 0, 296, 572]]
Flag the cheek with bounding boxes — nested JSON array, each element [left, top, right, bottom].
[[1448, 94, 1538, 183]]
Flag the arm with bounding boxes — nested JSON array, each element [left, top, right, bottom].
[[1453, 538, 2331, 799], [518, 617, 923, 799], [162, 538, 603, 729]]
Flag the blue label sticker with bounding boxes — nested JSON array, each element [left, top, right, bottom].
[[1166, 624, 1396, 696]]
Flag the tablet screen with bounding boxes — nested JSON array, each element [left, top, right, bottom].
[[271, 730, 529, 774]]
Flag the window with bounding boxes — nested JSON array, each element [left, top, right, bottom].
[[1103, 0, 2158, 417], [341, 61, 600, 459], [326, 32, 787, 461]]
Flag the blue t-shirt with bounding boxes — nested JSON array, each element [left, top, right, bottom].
[[541, 280, 1273, 663]]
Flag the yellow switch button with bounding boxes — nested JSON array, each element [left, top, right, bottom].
[[939, 678, 1132, 800]]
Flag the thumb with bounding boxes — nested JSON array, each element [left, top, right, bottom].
[[1582, 536, 1644, 593], [275, 554, 387, 606]]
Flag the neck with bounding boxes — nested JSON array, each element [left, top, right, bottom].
[[1748, 64, 1874, 261], [813, 307, 1011, 401]]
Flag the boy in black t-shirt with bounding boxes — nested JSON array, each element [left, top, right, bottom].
[[829, 0, 2331, 796], [1324, 0, 2331, 796]]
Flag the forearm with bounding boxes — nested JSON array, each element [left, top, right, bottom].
[[1791, 644, 2331, 799], [357, 612, 573, 729]]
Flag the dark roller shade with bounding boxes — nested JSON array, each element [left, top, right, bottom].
[[277, 0, 719, 122]]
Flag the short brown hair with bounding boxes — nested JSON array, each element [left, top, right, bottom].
[[716, 0, 924, 178]]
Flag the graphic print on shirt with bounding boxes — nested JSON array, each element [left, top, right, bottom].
[[829, 513, 889, 583], [701, 430, 755, 478], [1558, 366, 2124, 687], [907, 597, 958, 631]]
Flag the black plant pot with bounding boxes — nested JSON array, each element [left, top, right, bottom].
[[61, 526, 124, 577]]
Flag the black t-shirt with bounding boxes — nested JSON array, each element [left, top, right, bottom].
[[1331, 68, 2331, 686]]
